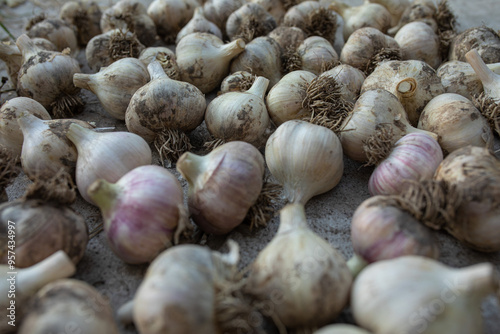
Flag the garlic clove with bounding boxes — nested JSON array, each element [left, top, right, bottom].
[[66, 123, 152, 204], [177, 141, 265, 235], [351, 256, 499, 334], [176, 6, 223, 44], [368, 132, 443, 196], [0, 97, 51, 158], [205, 76, 270, 147], [73, 57, 150, 120], [245, 203, 353, 328], [417, 93, 494, 154], [265, 120, 344, 205], [176, 32, 246, 93], [87, 165, 190, 264]]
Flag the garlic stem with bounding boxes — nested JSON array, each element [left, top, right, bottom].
[[246, 76, 269, 99], [396, 77, 417, 97], [66, 123, 92, 149], [277, 203, 307, 235], [455, 263, 499, 297], [147, 58, 169, 80], [466, 49, 497, 86], [221, 38, 246, 59], [73, 73, 92, 91], [176, 152, 205, 190], [117, 299, 135, 324], [17, 250, 76, 296], [347, 253, 368, 278], [15, 34, 38, 58], [16, 111, 42, 129], [86, 179, 118, 217]]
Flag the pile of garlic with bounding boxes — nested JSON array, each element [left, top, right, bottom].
[[1, 0, 500, 333]]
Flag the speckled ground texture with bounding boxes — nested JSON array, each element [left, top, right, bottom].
[[1, 0, 500, 333]]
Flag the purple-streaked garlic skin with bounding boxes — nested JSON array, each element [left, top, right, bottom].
[[177, 141, 265, 235], [88, 165, 187, 264], [368, 132, 443, 196], [351, 196, 439, 263]]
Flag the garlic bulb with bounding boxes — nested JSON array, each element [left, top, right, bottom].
[[368, 0, 410, 27], [449, 26, 500, 63], [177, 141, 265, 235], [252, 0, 286, 24], [0, 97, 51, 158], [437, 60, 500, 100], [433, 145, 500, 252], [219, 70, 256, 94], [139, 46, 180, 80], [352, 256, 499, 334], [26, 17, 78, 54], [283, 1, 339, 47], [320, 64, 366, 103], [339, 89, 437, 164], [339, 27, 400, 74], [230, 36, 282, 89], [85, 28, 145, 72], [73, 57, 149, 120], [101, 0, 157, 46], [285, 36, 339, 75], [245, 203, 352, 328], [314, 324, 372, 334], [59, 0, 102, 45], [394, 21, 441, 69], [176, 6, 223, 44], [265, 120, 343, 205], [205, 76, 270, 147], [134, 242, 239, 334], [1, 251, 75, 333], [329, 0, 392, 41], [18, 113, 93, 181], [87, 165, 190, 264], [265, 70, 316, 126], [203, 0, 247, 34], [147, 0, 199, 43], [466, 49, 500, 102], [418, 93, 493, 154], [349, 196, 439, 277], [125, 60, 205, 163], [66, 123, 152, 204], [16, 34, 83, 118], [176, 32, 246, 93], [18, 279, 119, 334], [0, 197, 88, 268], [361, 60, 445, 126], [387, 0, 437, 36], [226, 3, 277, 42], [368, 132, 443, 196], [267, 25, 307, 51]]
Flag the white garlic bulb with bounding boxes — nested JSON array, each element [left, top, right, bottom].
[[314, 324, 372, 334], [267, 26, 307, 51], [245, 203, 352, 328], [138, 46, 180, 80], [394, 21, 441, 69], [66, 123, 152, 204], [73, 57, 150, 120], [388, 0, 437, 36], [286, 36, 339, 75], [176, 32, 246, 93], [329, 0, 392, 41], [60, 0, 102, 45], [203, 0, 247, 34], [352, 256, 499, 334], [205, 76, 270, 147], [360, 60, 445, 126], [176, 6, 222, 44], [449, 26, 500, 64], [26, 17, 78, 55], [226, 3, 277, 42], [147, 0, 199, 43], [368, 0, 410, 27], [219, 70, 256, 94], [320, 64, 366, 103], [251, 0, 286, 24], [265, 120, 344, 205], [0, 97, 51, 158], [417, 93, 494, 154]]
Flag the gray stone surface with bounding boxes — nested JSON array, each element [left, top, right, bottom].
[[1, 0, 500, 333]]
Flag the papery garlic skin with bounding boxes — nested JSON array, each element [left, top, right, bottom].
[[0, 97, 51, 158], [368, 132, 443, 196], [87, 165, 189, 264], [245, 203, 352, 328], [176, 33, 246, 93], [252, 0, 286, 24], [203, 0, 247, 34], [219, 70, 256, 94], [66, 123, 152, 204], [266, 70, 316, 126], [320, 64, 366, 103], [18, 279, 119, 334], [418, 93, 493, 154], [268, 26, 307, 51], [314, 324, 372, 334], [394, 21, 441, 69], [449, 26, 500, 64], [295, 36, 339, 75], [265, 120, 343, 205], [387, 0, 437, 36], [361, 60, 445, 126], [368, 0, 410, 27], [147, 0, 199, 43], [0, 42, 22, 87], [226, 3, 277, 42], [26, 18, 78, 55], [177, 141, 265, 235], [352, 256, 498, 334], [73, 57, 149, 120], [176, 6, 222, 44], [60, 0, 102, 45], [139, 46, 180, 80]]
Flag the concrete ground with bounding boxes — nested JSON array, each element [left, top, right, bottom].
[[1, 0, 500, 333]]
